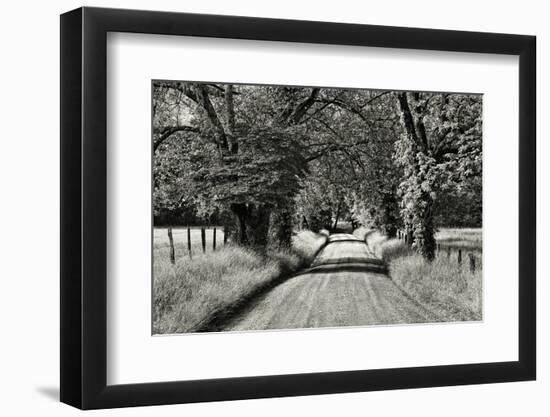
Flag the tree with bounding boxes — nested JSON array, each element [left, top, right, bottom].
[[295, 173, 346, 233], [152, 81, 482, 258], [395, 92, 482, 260], [153, 82, 320, 247]]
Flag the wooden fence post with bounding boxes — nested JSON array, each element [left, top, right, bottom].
[[167, 227, 175, 265], [224, 227, 228, 245], [469, 253, 476, 273], [213, 228, 216, 251], [458, 249, 462, 266], [201, 227, 206, 253], [187, 227, 192, 259]]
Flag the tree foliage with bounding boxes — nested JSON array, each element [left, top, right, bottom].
[[152, 81, 482, 260], [394, 92, 482, 260]]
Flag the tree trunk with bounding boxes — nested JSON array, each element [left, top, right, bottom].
[[273, 204, 294, 248], [413, 194, 436, 261], [384, 222, 397, 239], [397, 92, 420, 145], [406, 229, 413, 246], [232, 204, 249, 245], [396, 92, 437, 261], [230, 203, 271, 248], [224, 84, 238, 153], [381, 191, 398, 238], [248, 204, 271, 248], [332, 200, 342, 231], [194, 84, 229, 153]]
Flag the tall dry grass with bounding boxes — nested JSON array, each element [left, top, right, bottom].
[[366, 230, 482, 322], [291, 230, 329, 263], [435, 227, 482, 251], [153, 230, 327, 334]]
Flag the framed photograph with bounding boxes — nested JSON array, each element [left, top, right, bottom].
[[60, 6, 536, 409]]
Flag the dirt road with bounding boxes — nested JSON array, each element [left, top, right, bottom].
[[223, 233, 438, 331]]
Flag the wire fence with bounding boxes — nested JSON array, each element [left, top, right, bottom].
[[154, 226, 226, 264], [396, 230, 482, 273]]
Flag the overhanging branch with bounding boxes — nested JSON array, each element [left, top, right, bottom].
[[153, 125, 199, 151]]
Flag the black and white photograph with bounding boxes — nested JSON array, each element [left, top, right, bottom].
[[0, 0, 544, 413], [152, 81, 483, 334]]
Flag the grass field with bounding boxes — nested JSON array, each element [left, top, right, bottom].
[[153, 229, 327, 334], [435, 227, 482, 251], [364, 228, 482, 322], [154, 227, 225, 260]]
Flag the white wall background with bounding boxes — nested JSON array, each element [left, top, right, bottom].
[[0, 0, 546, 415]]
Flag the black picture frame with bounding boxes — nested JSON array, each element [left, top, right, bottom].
[[60, 6, 536, 410]]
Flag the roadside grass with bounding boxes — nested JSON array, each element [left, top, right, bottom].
[[153, 230, 327, 334], [366, 230, 482, 322], [291, 230, 329, 263], [352, 226, 375, 244]]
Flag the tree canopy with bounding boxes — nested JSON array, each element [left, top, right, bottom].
[[153, 81, 482, 259]]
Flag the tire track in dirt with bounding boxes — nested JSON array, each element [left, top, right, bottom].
[[222, 233, 438, 331]]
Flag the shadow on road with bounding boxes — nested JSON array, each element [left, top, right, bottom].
[[326, 238, 364, 244], [196, 231, 391, 332], [301, 262, 388, 275]]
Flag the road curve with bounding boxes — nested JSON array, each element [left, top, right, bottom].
[[222, 233, 439, 331]]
